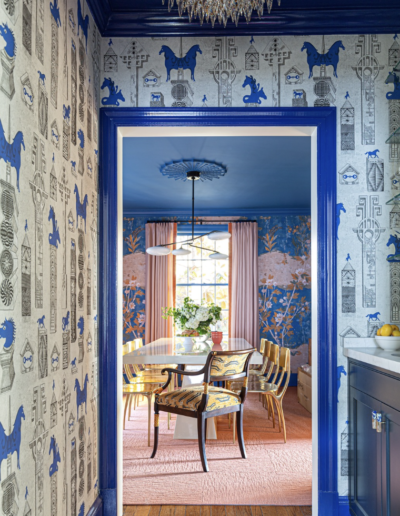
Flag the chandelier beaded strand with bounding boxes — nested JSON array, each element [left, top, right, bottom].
[[162, 0, 281, 27]]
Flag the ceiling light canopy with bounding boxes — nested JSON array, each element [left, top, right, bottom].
[[162, 0, 281, 27], [146, 161, 230, 260]]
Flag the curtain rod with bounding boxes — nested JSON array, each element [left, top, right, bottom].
[[146, 220, 257, 224]]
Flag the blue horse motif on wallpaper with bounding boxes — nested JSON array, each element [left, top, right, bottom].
[[387, 234, 400, 262], [77, 0, 89, 51], [0, 118, 25, 192], [336, 203, 346, 240], [101, 77, 125, 106], [0, 23, 15, 58], [74, 184, 88, 232], [0, 318, 16, 351], [301, 40, 345, 78], [50, 0, 62, 27], [48, 206, 61, 248], [242, 75, 267, 104], [78, 316, 84, 335], [386, 71, 400, 100], [49, 435, 61, 477], [0, 406, 25, 480], [159, 44, 202, 82], [75, 374, 89, 418]]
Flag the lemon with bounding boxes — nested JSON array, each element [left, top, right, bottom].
[[377, 328, 382, 336], [392, 325, 400, 331], [381, 324, 393, 337], [393, 330, 400, 337]]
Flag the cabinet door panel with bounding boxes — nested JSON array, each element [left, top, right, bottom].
[[382, 402, 400, 516], [350, 387, 382, 516]]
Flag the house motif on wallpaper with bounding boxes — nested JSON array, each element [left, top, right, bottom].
[[143, 69, 161, 88], [245, 40, 259, 70], [20, 73, 34, 110], [389, 36, 400, 66], [339, 164, 359, 185], [103, 46, 117, 73], [285, 65, 303, 85]]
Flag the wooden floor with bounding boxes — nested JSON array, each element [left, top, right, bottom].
[[123, 506, 312, 516]]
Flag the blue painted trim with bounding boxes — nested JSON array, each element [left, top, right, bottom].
[[86, 0, 400, 37], [86, 496, 103, 516], [339, 496, 351, 516], [124, 207, 311, 217], [99, 107, 337, 514]]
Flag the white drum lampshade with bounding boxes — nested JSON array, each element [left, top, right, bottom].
[[207, 231, 231, 241], [172, 247, 191, 256], [146, 246, 171, 256], [209, 252, 228, 260]]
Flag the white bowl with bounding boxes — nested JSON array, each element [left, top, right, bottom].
[[375, 336, 400, 351]]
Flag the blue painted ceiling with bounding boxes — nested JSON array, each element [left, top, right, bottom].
[[88, 0, 400, 37], [123, 136, 311, 212]]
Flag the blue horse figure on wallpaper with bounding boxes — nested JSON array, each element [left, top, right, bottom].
[[48, 206, 61, 248], [337, 366, 347, 401], [63, 104, 71, 121], [37, 315, 45, 328], [62, 311, 70, 331], [336, 203, 346, 240], [77, 129, 84, 149], [75, 374, 89, 418], [387, 234, 400, 262], [50, 0, 62, 27], [0, 23, 15, 58], [159, 44, 202, 82], [301, 40, 345, 78], [37, 70, 46, 86], [385, 71, 400, 100], [78, 316, 84, 335], [78, 503, 85, 516], [77, 0, 89, 51], [0, 118, 25, 192], [365, 149, 379, 159], [366, 312, 381, 321], [0, 318, 16, 351], [101, 77, 125, 106], [242, 75, 267, 104], [49, 435, 61, 477], [74, 184, 88, 232], [0, 406, 25, 480]]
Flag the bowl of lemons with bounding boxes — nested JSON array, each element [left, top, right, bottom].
[[375, 324, 400, 350]]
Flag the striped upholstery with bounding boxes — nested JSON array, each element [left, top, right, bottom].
[[210, 354, 248, 377], [156, 386, 241, 412]]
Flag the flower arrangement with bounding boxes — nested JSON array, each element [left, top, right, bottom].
[[162, 297, 222, 336]]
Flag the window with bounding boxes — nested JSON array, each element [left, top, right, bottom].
[[175, 230, 229, 336]]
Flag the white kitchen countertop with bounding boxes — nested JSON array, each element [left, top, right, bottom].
[[344, 346, 400, 375]]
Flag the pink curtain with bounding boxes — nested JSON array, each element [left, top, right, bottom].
[[145, 223, 176, 344], [229, 222, 259, 347]]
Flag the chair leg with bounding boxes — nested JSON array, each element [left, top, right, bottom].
[[197, 414, 209, 472], [273, 397, 282, 432], [147, 394, 152, 447], [128, 395, 134, 420], [150, 404, 160, 458], [232, 412, 236, 444], [277, 399, 287, 442], [123, 394, 130, 430], [236, 406, 246, 459]]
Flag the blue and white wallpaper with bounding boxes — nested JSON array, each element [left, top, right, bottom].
[[123, 214, 311, 372], [113, 32, 400, 496], [0, 0, 100, 514]]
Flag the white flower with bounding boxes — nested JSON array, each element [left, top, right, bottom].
[[186, 317, 199, 330]]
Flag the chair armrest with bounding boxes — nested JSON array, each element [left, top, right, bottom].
[[161, 366, 205, 377]]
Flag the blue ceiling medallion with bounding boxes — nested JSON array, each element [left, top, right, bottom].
[[160, 159, 227, 181]]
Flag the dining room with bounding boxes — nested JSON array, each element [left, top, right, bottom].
[[120, 128, 313, 508]]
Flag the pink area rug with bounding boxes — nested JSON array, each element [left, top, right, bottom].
[[123, 388, 312, 506]]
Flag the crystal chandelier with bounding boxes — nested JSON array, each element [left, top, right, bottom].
[[146, 161, 230, 260], [163, 0, 281, 27]]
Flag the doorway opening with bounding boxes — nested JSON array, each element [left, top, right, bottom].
[[98, 108, 337, 516]]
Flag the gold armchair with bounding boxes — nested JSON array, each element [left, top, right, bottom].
[[150, 348, 255, 472]]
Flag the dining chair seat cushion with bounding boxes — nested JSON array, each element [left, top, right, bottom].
[[156, 386, 241, 412]]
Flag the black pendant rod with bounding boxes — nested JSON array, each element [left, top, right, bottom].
[[192, 176, 195, 241]]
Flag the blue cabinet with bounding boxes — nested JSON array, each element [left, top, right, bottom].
[[348, 359, 400, 516]]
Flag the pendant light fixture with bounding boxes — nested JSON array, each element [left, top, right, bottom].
[[146, 161, 230, 259]]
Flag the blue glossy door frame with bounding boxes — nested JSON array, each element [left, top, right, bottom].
[[98, 107, 338, 515]]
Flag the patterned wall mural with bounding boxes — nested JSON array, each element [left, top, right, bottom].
[[0, 0, 99, 514], [113, 32, 400, 497], [123, 214, 311, 373]]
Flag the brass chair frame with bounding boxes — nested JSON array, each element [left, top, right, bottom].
[[150, 348, 255, 472]]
